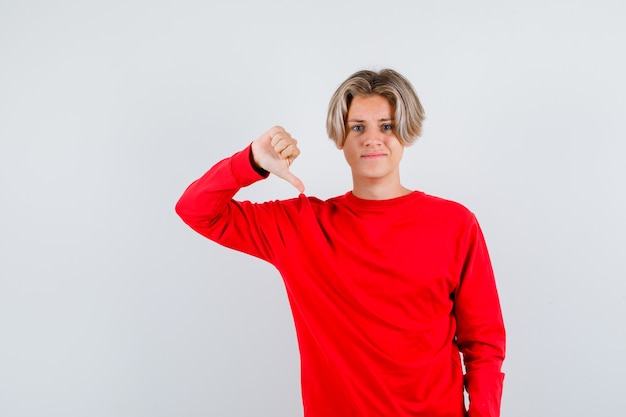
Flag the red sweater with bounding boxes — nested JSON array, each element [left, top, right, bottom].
[[176, 146, 506, 417]]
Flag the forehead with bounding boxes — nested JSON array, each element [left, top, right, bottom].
[[347, 94, 393, 120]]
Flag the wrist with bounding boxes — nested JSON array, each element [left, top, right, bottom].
[[248, 144, 269, 177]]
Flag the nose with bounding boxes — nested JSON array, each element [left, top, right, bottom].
[[363, 130, 383, 147]]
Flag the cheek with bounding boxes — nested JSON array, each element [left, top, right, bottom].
[[342, 146, 359, 166], [388, 137, 405, 152]]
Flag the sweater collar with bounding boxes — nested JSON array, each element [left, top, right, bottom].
[[343, 190, 424, 210]]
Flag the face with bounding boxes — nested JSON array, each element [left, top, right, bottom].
[[339, 94, 405, 185]]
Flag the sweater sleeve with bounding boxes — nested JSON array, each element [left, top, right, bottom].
[[175, 145, 300, 264], [454, 215, 506, 417]]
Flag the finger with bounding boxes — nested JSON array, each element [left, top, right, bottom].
[[272, 134, 298, 154], [278, 143, 300, 162], [273, 136, 292, 154], [269, 128, 298, 153], [281, 170, 305, 194], [268, 125, 286, 138], [270, 128, 290, 147]]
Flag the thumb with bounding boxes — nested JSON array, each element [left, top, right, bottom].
[[281, 170, 305, 194]]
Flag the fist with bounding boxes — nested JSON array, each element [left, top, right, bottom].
[[251, 126, 304, 193]]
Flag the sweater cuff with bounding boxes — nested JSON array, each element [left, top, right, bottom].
[[465, 370, 505, 417], [230, 144, 269, 187]]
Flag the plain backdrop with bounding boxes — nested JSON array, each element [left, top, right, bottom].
[[1, 1, 625, 416]]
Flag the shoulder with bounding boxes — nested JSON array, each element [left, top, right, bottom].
[[414, 192, 481, 233], [420, 192, 475, 217]]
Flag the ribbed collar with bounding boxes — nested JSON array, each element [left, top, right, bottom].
[[342, 190, 425, 211]]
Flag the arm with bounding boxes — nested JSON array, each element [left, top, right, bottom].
[[454, 216, 506, 417], [175, 126, 304, 262]]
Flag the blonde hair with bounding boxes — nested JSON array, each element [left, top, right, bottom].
[[326, 69, 425, 147]]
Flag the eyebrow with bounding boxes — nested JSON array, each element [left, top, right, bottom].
[[347, 117, 393, 123]]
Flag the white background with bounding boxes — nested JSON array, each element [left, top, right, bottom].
[[1, 1, 625, 416]]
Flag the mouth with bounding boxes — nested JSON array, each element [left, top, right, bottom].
[[361, 153, 386, 159]]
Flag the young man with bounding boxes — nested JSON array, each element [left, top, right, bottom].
[[176, 69, 506, 417]]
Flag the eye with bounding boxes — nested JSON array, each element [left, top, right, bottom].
[[351, 125, 363, 132], [382, 124, 393, 131]]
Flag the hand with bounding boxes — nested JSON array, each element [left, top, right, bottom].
[[251, 126, 305, 193]]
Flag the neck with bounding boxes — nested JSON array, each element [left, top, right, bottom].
[[351, 177, 412, 200]]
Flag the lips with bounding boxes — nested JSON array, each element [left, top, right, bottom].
[[361, 153, 386, 159]]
